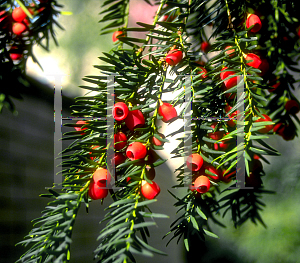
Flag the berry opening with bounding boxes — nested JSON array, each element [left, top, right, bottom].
[[127, 151, 134, 159]]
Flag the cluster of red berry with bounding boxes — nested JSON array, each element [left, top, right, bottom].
[[0, 1, 47, 61], [75, 101, 178, 200]]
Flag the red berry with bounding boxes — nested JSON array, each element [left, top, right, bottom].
[[165, 49, 183, 66], [197, 66, 208, 79], [245, 53, 262, 69], [193, 176, 210, 194], [221, 169, 235, 183], [74, 120, 88, 135], [88, 168, 112, 200], [113, 102, 129, 121], [125, 109, 145, 131], [158, 102, 177, 122], [220, 67, 235, 80], [12, 22, 26, 35], [93, 168, 112, 186], [141, 180, 160, 199], [282, 126, 296, 141], [200, 41, 210, 53], [245, 171, 262, 188], [112, 152, 126, 166], [112, 31, 124, 42], [88, 180, 108, 200], [297, 27, 300, 38], [114, 132, 127, 150], [246, 14, 262, 33], [186, 153, 204, 171], [152, 133, 165, 146], [163, 14, 175, 21], [126, 142, 147, 160], [9, 46, 23, 61], [12, 7, 27, 22], [255, 114, 273, 133], [225, 46, 235, 57], [259, 58, 269, 76], [225, 105, 239, 127], [273, 123, 285, 136], [199, 163, 220, 180], [285, 100, 300, 115], [268, 77, 281, 92]]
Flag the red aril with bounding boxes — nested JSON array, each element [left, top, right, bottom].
[[246, 14, 262, 33], [12, 7, 27, 22], [200, 41, 210, 53], [193, 176, 210, 194], [152, 133, 165, 146], [125, 109, 145, 130], [113, 102, 129, 121], [74, 120, 88, 135], [186, 153, 204, 171], [141, 180, 160, 199], [285, 100, 300, 115], [12, 22, 26, 35], [165, 49, 183, 66], [114, 132, 127, 150], [158, 102, 177, 122], [126, 142, 147, 160], [254, 114, 273, 133], [112, 31, 124, 42]]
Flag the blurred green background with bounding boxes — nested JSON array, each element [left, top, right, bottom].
[[15, 0, 300, 262]]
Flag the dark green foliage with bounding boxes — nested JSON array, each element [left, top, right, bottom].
[[15, 0, 300, 262]]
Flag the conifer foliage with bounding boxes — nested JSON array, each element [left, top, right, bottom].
[[13, 0, 300, 262], [0, 0, 63, 114]]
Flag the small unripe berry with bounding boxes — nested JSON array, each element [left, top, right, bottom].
[[12, 7, 27, 22], [285, 100, 300, 115], [165, 49, 183, 66], [186, 153, 204, 171], [246, 14, 262, 33], [12, 22, 26, 35], [114, 132, 127, 150], [255, 114, 273, 133], [158, 102, 177, 122], [126, 142, 147, 160], [200, 41, 210, 53], [193, 176, 210, 194], [141, 180, 160, 199], [112, 30, 124, 42], [113, 102, 129, 121], [125, 109, 145, 131]]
